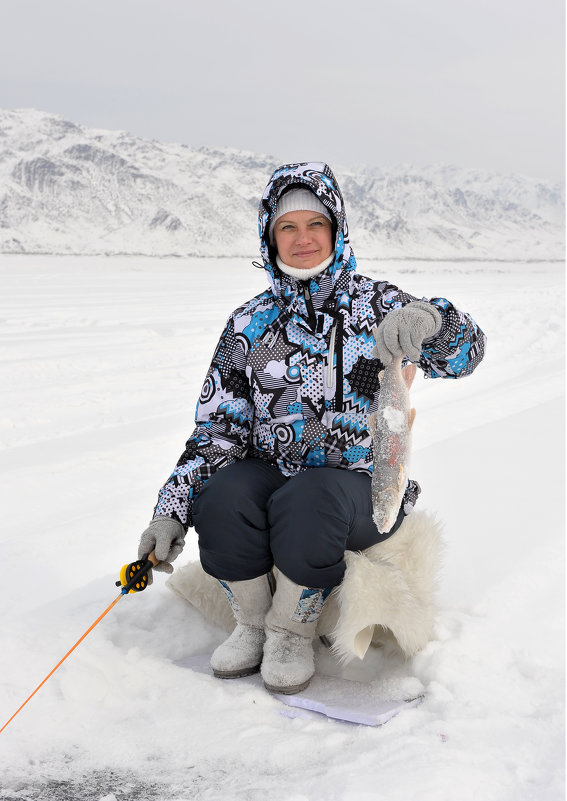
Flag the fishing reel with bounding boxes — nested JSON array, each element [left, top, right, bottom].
[[116, 554, 155, 594]]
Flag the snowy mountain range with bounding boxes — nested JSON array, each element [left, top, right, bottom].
[[0, 108, 564, 260]]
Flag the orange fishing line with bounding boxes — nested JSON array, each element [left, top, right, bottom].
[[0, 593, 123, 735]]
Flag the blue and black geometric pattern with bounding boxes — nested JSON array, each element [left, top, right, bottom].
[[154, 162, 487, 529]]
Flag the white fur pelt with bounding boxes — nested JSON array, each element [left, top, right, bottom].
[[321, 509, 444, 661], [167, 561, 237, 634], [166, 508, 444, 663]]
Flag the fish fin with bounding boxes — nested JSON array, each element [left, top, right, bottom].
[[371, 324, 380, 359], [402, 362, 417, 390]]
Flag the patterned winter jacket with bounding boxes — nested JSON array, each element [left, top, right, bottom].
[[154, 162, 486, 530]]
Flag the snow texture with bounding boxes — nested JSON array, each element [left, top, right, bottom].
[[0, 108, 564, 261], [177, 653, 424, 726], [0, 256, 564, 801]]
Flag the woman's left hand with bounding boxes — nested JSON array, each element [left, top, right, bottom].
[[373, 301, 442, 364]]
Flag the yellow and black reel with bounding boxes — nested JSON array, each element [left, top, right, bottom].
[[116, 553, 156, 594]]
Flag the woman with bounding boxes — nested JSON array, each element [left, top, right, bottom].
[[138, 162, 486, 694]]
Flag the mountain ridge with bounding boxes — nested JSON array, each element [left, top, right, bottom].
[[0, 108, 563, 260]]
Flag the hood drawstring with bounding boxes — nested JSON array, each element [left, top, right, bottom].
[[302, 282, 317, 331], [265, 329, 279, 348], [263, 289, 299, 349]]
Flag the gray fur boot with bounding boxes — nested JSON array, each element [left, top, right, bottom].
[[261, 572, 332, 694], [211, 575, 273, 679]]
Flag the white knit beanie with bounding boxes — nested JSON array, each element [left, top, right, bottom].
[[269, 188, 332, 243]]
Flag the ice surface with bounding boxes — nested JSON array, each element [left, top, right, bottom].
[[177, 653, 424, 727], [0, 256, 564, 801]]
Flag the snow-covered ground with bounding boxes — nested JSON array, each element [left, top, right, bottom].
[[0, 255, 564, 800]]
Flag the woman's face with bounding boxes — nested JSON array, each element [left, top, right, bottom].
[[273, 210, 333, 270]]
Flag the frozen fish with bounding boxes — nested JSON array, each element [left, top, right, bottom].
[[369, 344, 417, 534]]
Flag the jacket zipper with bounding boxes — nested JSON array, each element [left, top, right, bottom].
[[326, 315, 344, 410], [304, 282, 343, 408], [335, 313, 343, 409], [327, 321, 337, 387]]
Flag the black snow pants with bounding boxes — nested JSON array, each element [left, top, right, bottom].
[[193, 458, 404, 589]]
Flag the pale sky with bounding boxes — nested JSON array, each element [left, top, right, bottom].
[[1, 0, 564, 182]]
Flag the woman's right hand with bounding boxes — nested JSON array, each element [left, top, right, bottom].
[[138, 516, 186, 583]]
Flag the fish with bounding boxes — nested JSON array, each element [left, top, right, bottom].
[[369, 335, 417, 534]]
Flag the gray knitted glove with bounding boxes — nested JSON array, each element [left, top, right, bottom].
[[374, 301, 442, 364], [138, 515, 186, 584]]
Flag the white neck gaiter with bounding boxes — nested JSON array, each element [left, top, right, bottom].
[[276, 253, 335, 281]]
